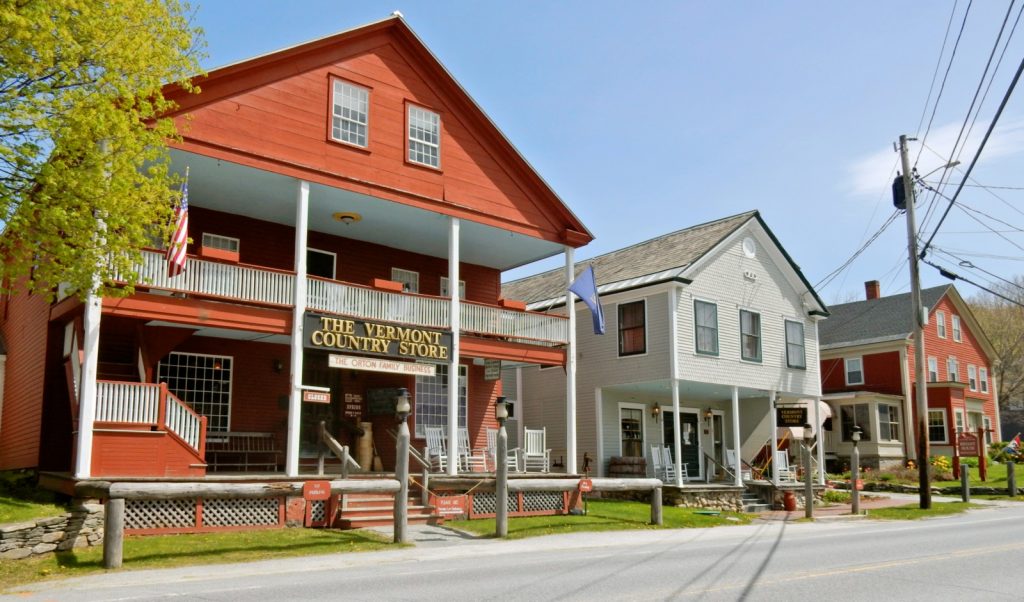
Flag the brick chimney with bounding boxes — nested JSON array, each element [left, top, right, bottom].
[[865, 280, 881, 300]]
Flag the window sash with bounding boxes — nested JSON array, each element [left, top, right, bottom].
[[785, 320, 806, 368], [980, 368, 989, 393], [968, 365, 977, 391], [618, 301, 646, 356], [391, 268, 419, 293], [413, 364, 467, 438], [331, 80, 369, 147], [928, 410, 947, 443], [408, 105, 440, 167], [927, 357, 938, 382], [841, 403, 871, 441], [936, 311, 946, 338], [845, 358, 864, 385], [947, 358, 959, 382], [157, 351, 233, 433], [740, 310, 761, 361], [952, 315, 962, 341], [878, 404, 900, 441], [694, 300, 718, 355]]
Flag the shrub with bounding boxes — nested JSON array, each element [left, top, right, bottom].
[[960, 456, 978, 468], [822, 490, 851, 504]]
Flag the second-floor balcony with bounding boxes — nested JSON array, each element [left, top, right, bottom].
[[127, 249, 568, 345]]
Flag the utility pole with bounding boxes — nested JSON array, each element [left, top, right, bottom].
[[898, 134, 931, 509]]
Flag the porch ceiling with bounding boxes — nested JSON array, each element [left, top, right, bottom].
[[146, 321, 291, 345], [169, 150, 565, 271], [603, 380, 770, 403]]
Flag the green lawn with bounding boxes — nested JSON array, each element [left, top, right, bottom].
[[447, 499, 751, 539], [866, 502, 979, 520], [932, 462, 1020, 488], [0, 528, 396, 593], [0, 495, 68, 525]]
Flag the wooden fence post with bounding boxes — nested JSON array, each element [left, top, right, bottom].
[[650, 487, 663, 526], [103, 498, 125, 569]]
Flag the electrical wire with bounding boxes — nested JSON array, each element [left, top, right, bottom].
[[922, 180, 1024, 190], [931, 246, 1024, 291], [815, 210, 901, 290], [922, 258, 1024, 307]]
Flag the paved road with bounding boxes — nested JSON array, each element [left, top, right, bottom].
[[6, 502, 1024, 601]]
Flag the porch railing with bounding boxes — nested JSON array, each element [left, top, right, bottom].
[[306, 277, 450, 329], [95, 380, 206, 456], [133, 250, 295, 306], [460, 301, 568, 345]]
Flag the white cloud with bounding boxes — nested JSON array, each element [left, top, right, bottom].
[[844, 118, 1024, 198]]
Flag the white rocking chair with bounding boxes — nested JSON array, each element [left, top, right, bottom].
[[486, 427, 520, 472], [775, 450, 797, 483], [457, 427, 488, 473], [522, 427, 550, 472], [424, 427, 448, 473]]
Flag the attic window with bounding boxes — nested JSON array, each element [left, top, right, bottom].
[[331, 80, 369, 147], [408, 105, 440, 168]]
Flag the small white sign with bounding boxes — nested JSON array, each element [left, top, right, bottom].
[[328, 354, 437, 376]]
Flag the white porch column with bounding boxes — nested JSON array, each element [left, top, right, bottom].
[[671, 381, 683, 487], [667, 285, 682, 486], [594, 387, 603, 477], [74, 292, 103, 478], [286, 180, 309, 477], [814, 395, 825, 485], [769, 390, 779, 485], [732, 386, 742, 487], [446, 217, 460, 476], [899, 346, 917, 460], [565, 246, 577, 473]]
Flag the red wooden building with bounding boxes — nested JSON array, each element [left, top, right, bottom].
[[818, 280, 999, 469], [0, 15, 591, 487]]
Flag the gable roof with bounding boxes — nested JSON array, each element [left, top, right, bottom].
[[817, 285, 951, 348], [503, 211, 828, 315], [162, 15, 592, 247]]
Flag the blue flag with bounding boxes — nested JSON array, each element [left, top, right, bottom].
[[569, 266, 605, 335]]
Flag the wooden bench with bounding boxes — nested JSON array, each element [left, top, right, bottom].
[[204, 432, 281, 472]]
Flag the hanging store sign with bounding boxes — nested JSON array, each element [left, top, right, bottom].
[[302, 389, 331, 404], [328, 354, 436, 376], [776, 407, 808, 428], [305, 313, 451, 362], [484, 359, 501, 381], [958, 433, 979, 456]]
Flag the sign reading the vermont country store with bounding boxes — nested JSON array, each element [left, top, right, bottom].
[[304, 313, 452, 362], [775, 407, 808, 428]]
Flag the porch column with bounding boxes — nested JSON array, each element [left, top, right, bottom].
[[814, 395, 825, 485], [594, 387, 603, 477], [565, 246, 577, 473], [74, 292, 103, 478], [732, 386, 742, 487], [671, 380, 683, 486], [769, 390, 779, 485], [668, 285, 682, 486], [286, 179, 309, 477], [446, 217, 460, 476], [899, 346, 917, 460]]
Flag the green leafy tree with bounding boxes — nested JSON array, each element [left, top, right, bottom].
[[968, 277, 1024, 410], [0, 0, 203, 299]]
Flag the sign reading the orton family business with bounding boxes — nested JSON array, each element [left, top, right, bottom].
[[776, 407, 808, 428], [305, 313, 452, 362]]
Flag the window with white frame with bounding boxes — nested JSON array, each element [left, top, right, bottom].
[[936, 310, 946, 338], [440, 277, 465, 299], [413, 364, 467, 437], [951, 315, 962, 342], [968, 365, 977, 391], [928, 410, 947, 443], [201, 233, 240, 253], [785, 320, 806, 368], [955, 409, 965, 434], [984, 416, 993, 445], [740, 310, 761, 362], [408, 105, 440, 168], [980, 367, 989, 393], [947, 357, 959, 382], [694, 300, 718, 355], [841, 403, 871, 441], [619, 406, 644, 457], [391, 268, 419, 293], [845, 357, 864, 386], [928, 356, 938, 382], [157, 352, 233, 432], [307, 248, 336, 279], [331, 80, 369, 147], [618, 300, 646, 356], [878, 404, 901, 441]]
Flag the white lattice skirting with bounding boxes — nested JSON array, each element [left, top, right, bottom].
[[125, 498, 282, 531]]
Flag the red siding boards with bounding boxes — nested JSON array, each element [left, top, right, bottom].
[[0, 288, 50, 469], [821, 351, 903, 396]]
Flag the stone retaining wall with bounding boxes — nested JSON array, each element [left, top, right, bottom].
[[596, 487, 744, 512], [0, 502, 104, 560]]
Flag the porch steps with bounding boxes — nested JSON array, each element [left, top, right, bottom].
[[334, 493, 444, 529], [741, 491, 771, 513]]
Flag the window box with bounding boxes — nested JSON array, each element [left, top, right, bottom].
[[372, 278, 405, 293], [499, 298, 527, 311]]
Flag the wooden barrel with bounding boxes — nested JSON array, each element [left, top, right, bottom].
[[356, 422, 374, 469], [608, 456, 647, 477]]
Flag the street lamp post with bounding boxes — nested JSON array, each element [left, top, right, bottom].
[[851, 425, 862, 515], [495, 396, 509, 538], [393, 388, 411, 543], [804, 423, 814, 519]]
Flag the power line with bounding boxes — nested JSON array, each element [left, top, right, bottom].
[[815, 210, 900, 290], [931, 246, 1024, 291], [922, 258, 1024, 307], [921, 141, 1024, 220], [922, 180, 1024, 190]]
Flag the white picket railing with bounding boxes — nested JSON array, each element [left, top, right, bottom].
[[306, 278, 450, 330], [96, 382, 159, 424], [132, 250, 294, 306], [461, 302, 568, 345], [165, 392, 202, 451]]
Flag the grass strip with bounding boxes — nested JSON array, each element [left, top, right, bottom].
[[866, 501, 980, 520]]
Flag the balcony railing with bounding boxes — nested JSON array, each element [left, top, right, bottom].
[[128, 250, 567, 345]]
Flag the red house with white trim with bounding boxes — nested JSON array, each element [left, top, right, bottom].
[[0, 15, 591, 487], [818, 281, 999, 470]]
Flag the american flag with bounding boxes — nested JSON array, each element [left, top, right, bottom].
[[166, 175, 189, 278]]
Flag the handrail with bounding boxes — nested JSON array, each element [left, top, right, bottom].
[[317, 421, 361, 478], [95, 380, 204, 456], [702, 452, 736, 483]]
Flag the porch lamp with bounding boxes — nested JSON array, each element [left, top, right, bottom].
[[395, 388, 411, 421], [495, 396, 508, 424], [703, 408, 713, 425], [652, 402, 661, 420]]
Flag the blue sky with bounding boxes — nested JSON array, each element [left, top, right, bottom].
[[194, 1, 1024, 305]]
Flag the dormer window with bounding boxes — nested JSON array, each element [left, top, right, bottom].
[[408, 105, 440, 168], [331, 79, 369, 147]]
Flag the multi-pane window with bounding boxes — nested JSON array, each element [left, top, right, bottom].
[[984, 417, 993, 445], [947, 357, 959, 382], [618, 300, 646, 356], [785, 320, 806, 368], [951, 315, 962, 342], [968, 365, 978, 391], [980, 368, 989, 393], [845, 357, 864, 386], [391, 268, 419, 293], [440, 277, 466, 299], [201, 233, 240, 253], [928, 410, 947, 443], [955, 410, 965, 434], [408, 105, 440, 168], [878, 404, 900, 441], [331, 80, 369, 147], [413, 364, 467, 438], [694, 300, 718, 355], [936, 310, 946, 338], [928, 357, 938, 382], [740, 310, 761, 362], [841, 403, 871, 441], [157, 352, 232, 432]]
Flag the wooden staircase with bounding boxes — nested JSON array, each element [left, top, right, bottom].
[[334, 492, 444, 529]]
